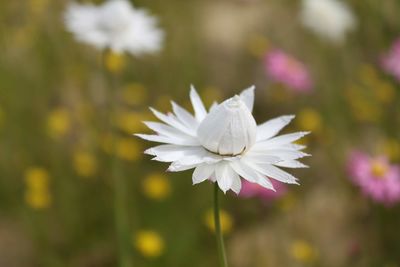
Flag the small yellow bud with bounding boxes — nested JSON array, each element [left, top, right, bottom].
[[204, 209, 233, 235], [142, 173, 171, 200], [134, 230, 164, 258]]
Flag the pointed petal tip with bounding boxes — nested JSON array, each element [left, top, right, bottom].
[[144, 148, 154, 155], [285, 114, 296, 121], [134, 133, 145, 139]]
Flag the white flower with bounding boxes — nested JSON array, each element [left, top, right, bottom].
[[64, 0, 164, 55], [136, 86, 310, 194], [300, 0, 356, 44]]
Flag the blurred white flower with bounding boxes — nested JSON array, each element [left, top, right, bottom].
[[136, 86, 310, 194], [300, 0, 356, 44], [64, 0, 164, 55]]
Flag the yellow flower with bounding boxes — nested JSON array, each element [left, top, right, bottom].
[[25, 167, 49, 191], [204, 209, 233, 234], [290, 240, 318, 264], [142, 173, 171, 200], [247, 34, 270, 58], [104, 51, 125, 74], [296, 108, 322, 133], [24, 167, 51, 209], [121, 83, 147, 106], [115, 138, 141, 161], [25, 189, 51, 209], [134, 230, 164, 258], [73, 150, 97, 178], [47, 108, 71, 139]]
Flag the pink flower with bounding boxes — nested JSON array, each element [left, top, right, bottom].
[[264, 50, 313, 93], [239, 179, 288, 202], [348, 151, 400, 206], [381, 38, 400, 82]]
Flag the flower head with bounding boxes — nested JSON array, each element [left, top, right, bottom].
[[137, 86, 309, 194], [348, 151, 400, 206], [264, 50, 313, 92], [300, 0, 356, 44], [381, 38, 400, 82], [64, 0, 164, 55]]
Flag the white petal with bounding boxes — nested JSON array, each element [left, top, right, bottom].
[[230, 160, 275, 191], [149, 107, 195, 136], [167, 162, 197, 172], [255, 131, 310, 148], [262, 149, 310, 160], [171, 101, 198, 128], [209, 101, 218, 113], [190, 85, 207, 122], [274, 160, 309, 168], [251, 163, 299, 184], [145, 145, 200, 162], [215, 163, 234, 193], [256, 115, 295, 141], [230, 173, 242, 194], [192, 164, 215, 185], [135, 133, 198, 146], [143, 121, 198, 143], [239, 86, 255, 112], [241, 153, 281, 164]]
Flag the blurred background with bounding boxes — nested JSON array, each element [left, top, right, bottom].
[[1, 0, 400, 266]]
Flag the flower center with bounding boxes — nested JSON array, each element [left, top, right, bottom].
[[370, 161, 388, 179], [196, 95, 257, 156]]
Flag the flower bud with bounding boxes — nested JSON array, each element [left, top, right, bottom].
[[197, 95, 257, 156]]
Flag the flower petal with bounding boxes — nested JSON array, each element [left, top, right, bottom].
[[145, 145, 201, 162], [274, 160, 309, 168], [255, 149, 311, 160], [209, 101, 218, 113], [135, 133, 198, 146], [230, 173, 242, 194], [256, 115, 295, 141], [255, 131, 310, 148], [143, 121, 198, 143], [241, 153, 281, 164], [149, 107, 195, 136], [215, 163, 234, 193], [239, 85, 255, 112], [167, 162, 197, 172], [171, 101, 198, 128], [230, 160, 275, 190], [251, 163, 299, 184], [190, 85, 207, 122], [192, 164, 215, 185]]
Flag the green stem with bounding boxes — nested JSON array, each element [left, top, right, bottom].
[[113, 161, 132, 267], [102, 51, 133, 267], [214, 183, 228, 267]]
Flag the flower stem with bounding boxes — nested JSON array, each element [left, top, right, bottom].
[[102, 51, 133, 267], [214, 183, 228, 267]]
